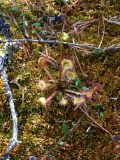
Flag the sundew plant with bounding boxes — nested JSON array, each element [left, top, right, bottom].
[[0, 0, 120, 159]]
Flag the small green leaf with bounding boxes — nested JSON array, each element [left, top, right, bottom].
[[95, 104, 104, 117], [11, 7, 19, 13], [32, 29, 38, 34], [0, 12, 6, 17], [62, 120, 68, 135], [32, 22, 41, 27], [81, 86, 88, 90], [72, 79, 88, 90], [72, 79, 81, 89], [96, 104, 104, 112], [20, 13, 26, 17], [75, 79, 81, 87], [92, 49, 103, 56]]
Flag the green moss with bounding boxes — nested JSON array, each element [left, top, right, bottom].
[[0, 1, 119, 159]]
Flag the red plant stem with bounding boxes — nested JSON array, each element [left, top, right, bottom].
[[46, 91, 58, 108]]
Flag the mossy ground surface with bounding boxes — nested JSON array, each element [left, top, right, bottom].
[[0, 0, 120, 159]]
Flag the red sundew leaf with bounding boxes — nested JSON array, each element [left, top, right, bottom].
[[81, 84, 101, 100], [38, 57, 48, 69], [92, 83, 102, 92]]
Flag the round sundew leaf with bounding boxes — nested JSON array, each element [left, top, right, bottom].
[[73, 97, 85, 105], [59, 97, 68, 106], [59, 32, 69, 41], [37, 97, 46, 106], [61, 59, 73, 70], [37, 80, 47, 91], [66, 70, 76, 80], [38, 57, 47, 69]]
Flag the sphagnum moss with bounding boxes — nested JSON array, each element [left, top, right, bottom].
[[0, 1, 120, 160]]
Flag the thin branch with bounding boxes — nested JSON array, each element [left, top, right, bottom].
[[0, 39, 99, 50], [74, 49, 87, 77], [0, 16, 18, 158], [104, 17, 120, 25], [103, 45, 120, 53], [69, 19, 100, 34], [98, 17, 105, 48], [0, 68, 18, 158], [22, 16, 29, 39], [0, 39, 120, 54]]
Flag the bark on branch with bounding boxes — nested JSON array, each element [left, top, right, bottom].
[[0, 68, 18, 159], [0, 39, 120, 54]]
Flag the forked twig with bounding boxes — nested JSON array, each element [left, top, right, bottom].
[[0, 16, 18, 159], [0, 69, 18, 159]]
